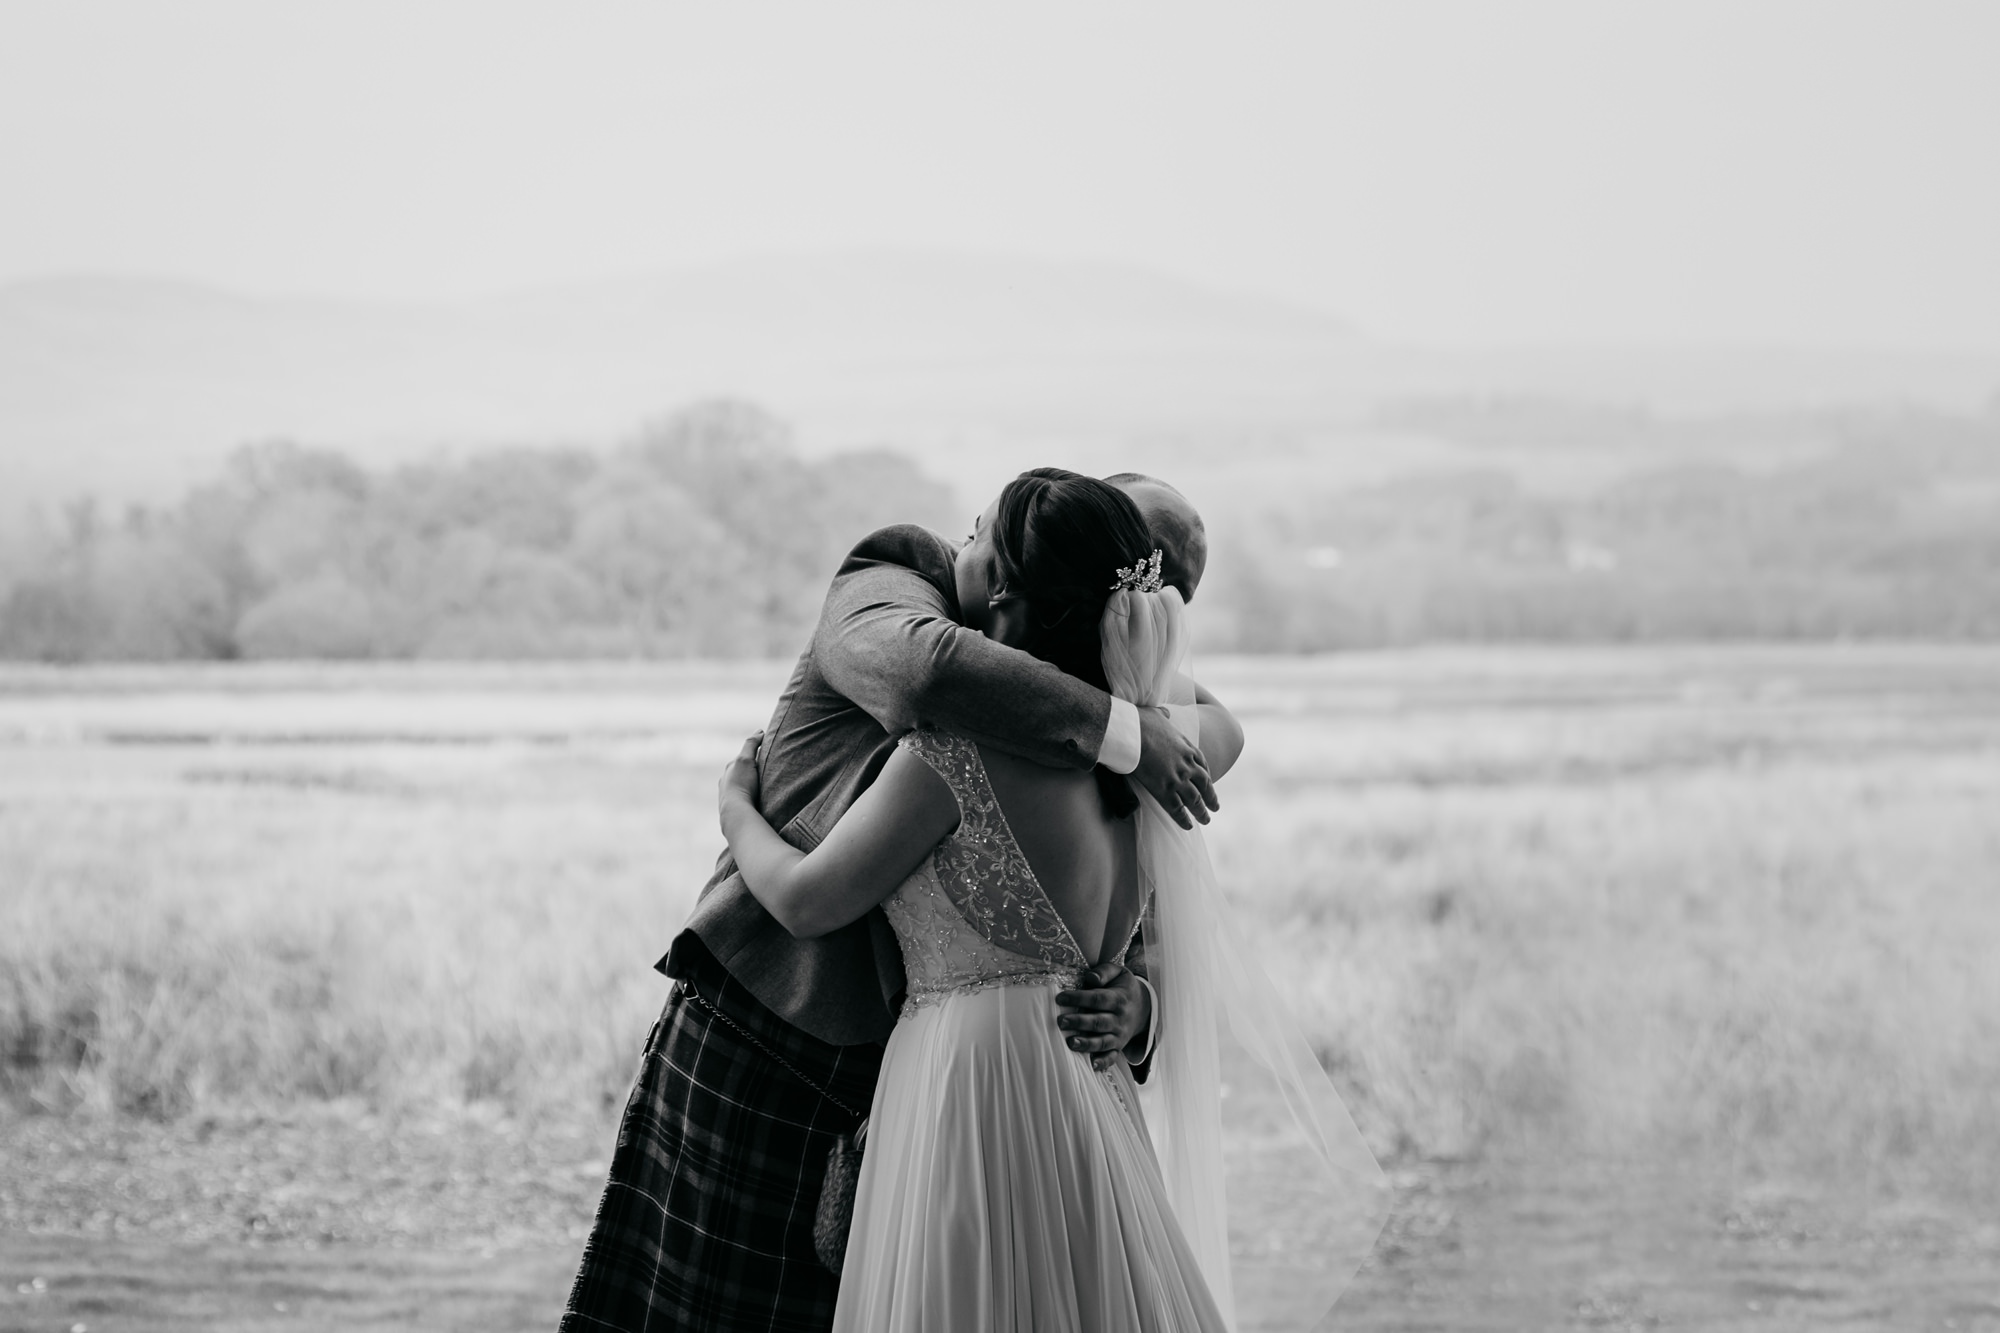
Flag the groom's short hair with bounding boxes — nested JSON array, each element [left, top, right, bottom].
[[1105, 473, 1207, 602]]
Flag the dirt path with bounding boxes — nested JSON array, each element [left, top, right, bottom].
[[0, 1235, 574, 1333], [6, 1157, 1996, 1332], [1344, 1160, 2000, 1331]]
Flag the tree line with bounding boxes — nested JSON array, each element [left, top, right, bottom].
[[0, 400, 954, 661], [4, 398, 1997, 660], [1202, 403, 2000, 649]]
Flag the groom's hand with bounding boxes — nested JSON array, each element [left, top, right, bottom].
[[1134, 706, 1219, 829], [1056, 963, 1151, 1060]]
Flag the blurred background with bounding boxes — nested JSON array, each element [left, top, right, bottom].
[[3, 3, 1996, 1330]]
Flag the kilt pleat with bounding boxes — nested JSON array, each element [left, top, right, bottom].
[[560, 960, 883, 1333]]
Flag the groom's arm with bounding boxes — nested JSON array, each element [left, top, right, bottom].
[[817, 530, 1110, 773], [817, 526, 1224, 827]]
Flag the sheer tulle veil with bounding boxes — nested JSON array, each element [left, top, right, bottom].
[[1101, 584, 1389, 1331]]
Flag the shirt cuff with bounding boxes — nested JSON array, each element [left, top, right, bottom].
[[1129, 973, 1160, 1065], [1099, 697, 1141, 775]]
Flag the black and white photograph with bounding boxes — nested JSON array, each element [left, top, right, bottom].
[[3, 4, 1997, 1330]]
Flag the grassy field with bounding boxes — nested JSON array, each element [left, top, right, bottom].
[[4, 647, 1999, 1331]]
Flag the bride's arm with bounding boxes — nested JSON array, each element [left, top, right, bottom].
[[1180, 677, 1245, 780], [717, 734, 960, 940]]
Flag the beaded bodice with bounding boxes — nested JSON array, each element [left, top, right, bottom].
[[885, 729, 1132, 1013]]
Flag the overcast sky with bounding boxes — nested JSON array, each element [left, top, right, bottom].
[[4, 1, 1996, 350]]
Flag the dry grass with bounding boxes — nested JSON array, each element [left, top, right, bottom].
[[0, 663, 776, 1125], [4, 649, 1997, 1210]]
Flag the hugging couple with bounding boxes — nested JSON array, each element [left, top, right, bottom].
[[561, 468, 1382, 1333]]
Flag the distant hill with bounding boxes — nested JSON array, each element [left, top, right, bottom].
[[0, 254, 1370, 508], [5, 251, 1998, 511]]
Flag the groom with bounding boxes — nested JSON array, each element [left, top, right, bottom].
[[561, 473, 1225, 1333]]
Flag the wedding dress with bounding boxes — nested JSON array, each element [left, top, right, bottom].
[[833, 587, 1384, 1333], [829, 725, 1231, 1333]]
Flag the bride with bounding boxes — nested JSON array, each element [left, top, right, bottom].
[[717, 469, 1380, 1332]]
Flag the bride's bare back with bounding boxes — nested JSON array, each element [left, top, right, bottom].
[[976, 745, 1142, 966]]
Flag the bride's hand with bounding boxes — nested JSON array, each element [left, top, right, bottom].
[[719, 731, 765, 812]]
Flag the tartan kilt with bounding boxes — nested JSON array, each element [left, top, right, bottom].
[[560, 957, 883, 1333]]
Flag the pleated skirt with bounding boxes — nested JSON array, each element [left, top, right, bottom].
[[831, 980, 1230, 1333]]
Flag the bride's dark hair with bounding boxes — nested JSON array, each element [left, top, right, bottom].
[[990, 467, 1154, 818]]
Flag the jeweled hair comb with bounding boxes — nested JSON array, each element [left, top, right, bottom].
[[1111, 549, 1165, 594]]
